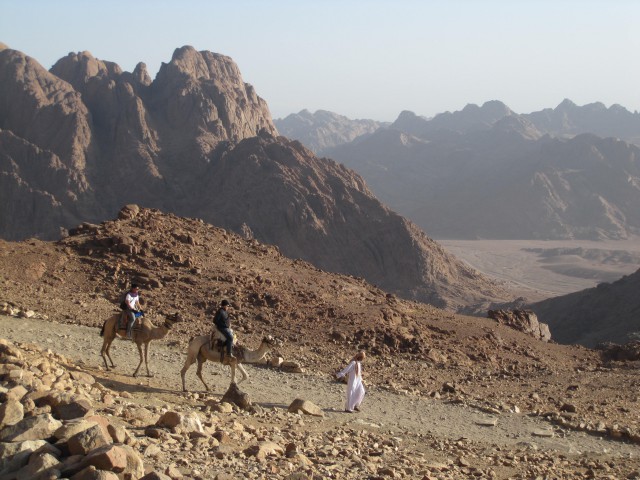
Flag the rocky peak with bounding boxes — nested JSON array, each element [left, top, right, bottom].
[[167, 45, 213, 79], [455, 100, 513, 123], [0, 48, 92, 172], [50, 51, 123, 90], [168, 46, 244, 86], [555, 98, 577, 112], [153, 45, 276, 143], [275, 109, 387, 153], [132, 62, 151, 86], [480, 100, 513, 118]]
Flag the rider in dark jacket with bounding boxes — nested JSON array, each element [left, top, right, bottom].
[[213, 300, 235, 359]]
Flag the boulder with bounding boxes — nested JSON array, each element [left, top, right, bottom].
[[0, 339, 24, 360], [0, 413, 62, 442], [0, 439, 51, 471], [54, 419, 101, 443], [0, 398, 24, 427], [287, 399, 324, 417], [70, 465, 120, 480], [13, 451, 60, 480], [221, 383, 251, 410], [140, 472, 172, 480], [118, 204, 141, 220], [156, 411, 203, 433], [69, 371, 96, 386], [243, 441, 284, 460], [82, 444, 128, 473], [488, 309, 552, 342], [281, 361, 305, 373], [54, 395, 94, 420], [67, 424, 111, 455]]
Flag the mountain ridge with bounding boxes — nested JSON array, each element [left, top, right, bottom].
[[0, 45, 509, 310], [318, 101, 640, 241]]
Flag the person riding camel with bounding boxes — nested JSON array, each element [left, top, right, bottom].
[[122, 284, 143, 339], [212, 299, 235, 359]]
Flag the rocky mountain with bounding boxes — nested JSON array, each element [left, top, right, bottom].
[[0, 44, 510, 310], [325, 102, 640, 240], [529, 267, 640, 347], [391, 100, 516, 139], [274, 109, 386, 153], [523, 98, 640, 145], [277, 100, 640, 153]]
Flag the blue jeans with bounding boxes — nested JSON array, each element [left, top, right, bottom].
[[126, 311, 142, 337], [218, 327, 234, 355], [126, 310, 136, 337]]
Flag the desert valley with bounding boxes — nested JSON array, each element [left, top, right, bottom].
[[1, 42, 640, 480]]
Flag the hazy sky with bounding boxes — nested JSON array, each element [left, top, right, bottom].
[[2, 0, 639, 121]]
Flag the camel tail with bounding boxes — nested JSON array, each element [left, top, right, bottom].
[[99, 321, 106, 337]]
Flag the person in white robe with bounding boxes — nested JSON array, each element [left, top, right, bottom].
[[336, 351, 366, 413]]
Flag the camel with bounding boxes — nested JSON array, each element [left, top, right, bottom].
[[181, 334, 281, 392], [99, 312, 181, 377]]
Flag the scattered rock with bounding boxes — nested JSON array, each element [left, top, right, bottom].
[[287, 399, 324, 417], [220, 383, 251, 410]]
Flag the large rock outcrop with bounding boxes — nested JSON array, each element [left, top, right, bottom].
[[487, 309, 551, 342]]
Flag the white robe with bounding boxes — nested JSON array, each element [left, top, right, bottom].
[[337, 360, 365, 411]]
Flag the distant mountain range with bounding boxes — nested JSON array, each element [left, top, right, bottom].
[[274, 110, 387, 153], [0, 43, 509, 310], [282, 100, 640, 240]]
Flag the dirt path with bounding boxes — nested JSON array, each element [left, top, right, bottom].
[[2, 315, 636, 459]]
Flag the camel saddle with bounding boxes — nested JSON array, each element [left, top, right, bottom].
[[118, 312, 141, 332], [210, 328, 236, 363]]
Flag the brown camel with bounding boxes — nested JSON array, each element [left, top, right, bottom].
[[181, 334, 281, 392], [100, 312, 181, 377]]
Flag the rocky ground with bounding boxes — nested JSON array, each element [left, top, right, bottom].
[[1, 206, 640, 479], [1, 317, 638, 480]]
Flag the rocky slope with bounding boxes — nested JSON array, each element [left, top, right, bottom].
[[530, 267, 640, 346], [0, 44, 510, 310], [1, 208, 640, 478], [274, 109, 386, 153]]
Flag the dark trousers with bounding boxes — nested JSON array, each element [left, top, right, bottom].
[[218, 327, 234, 355]]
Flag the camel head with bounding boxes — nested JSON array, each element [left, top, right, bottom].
[[262, 335, 283, 348]]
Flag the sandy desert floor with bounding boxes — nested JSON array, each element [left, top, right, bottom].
[[438, 238, 640, 302]]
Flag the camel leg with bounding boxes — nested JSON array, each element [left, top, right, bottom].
[[100, 320, 117, 370], [100, 338, 112, 370], [144, 342, 152, 377], [229, 363, 236, 384], [237, 364, 249, 384], [133, 342, 144, 377], [180, 352, 197, 392], [195, 354, 210, 392], [105, 341, 116, 368]]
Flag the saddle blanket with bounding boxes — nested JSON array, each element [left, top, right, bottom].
[[119, 312, 142, 330]]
